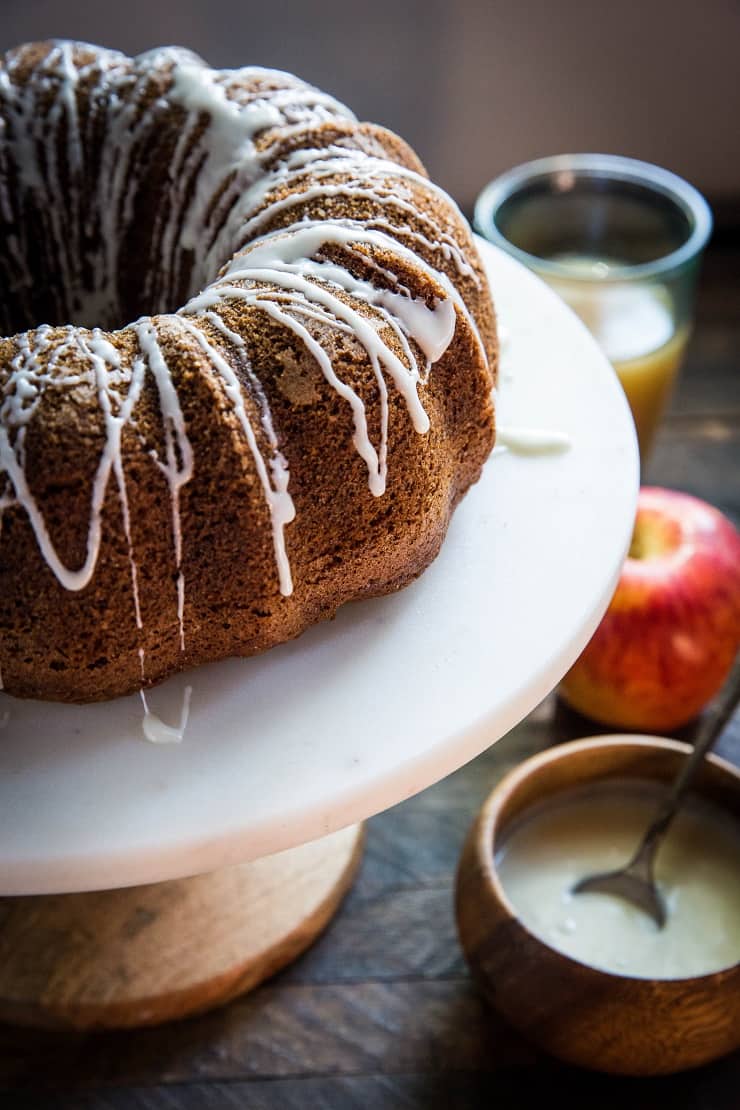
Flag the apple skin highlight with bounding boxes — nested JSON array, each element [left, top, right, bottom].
[[560, 487, 740, 731]]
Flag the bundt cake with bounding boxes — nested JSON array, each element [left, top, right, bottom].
[[0, 40, 497, 704]]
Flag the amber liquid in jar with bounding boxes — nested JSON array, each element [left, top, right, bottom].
[[550, 256, 688, 458]]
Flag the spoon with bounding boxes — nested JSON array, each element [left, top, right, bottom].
[[572, 654, 740, 928]]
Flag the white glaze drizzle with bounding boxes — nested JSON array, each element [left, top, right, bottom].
[[232, 147, 479, 283], [497, 425, 571, 456], [184, 221, 462, 425], [0, 326, 145, 591], [0, 41, 489, 701], [140, 683, 192, 744], [83, 330, 146, 638], [133, 318, 194, 650], [179, 315, 295, 594]]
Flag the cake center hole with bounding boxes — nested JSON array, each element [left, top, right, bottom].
[[0, 182, 206, 335], [0, 102, 224, 336]]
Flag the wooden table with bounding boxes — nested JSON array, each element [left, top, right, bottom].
[[2, 245, 738, 1110]]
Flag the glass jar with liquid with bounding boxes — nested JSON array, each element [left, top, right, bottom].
[[475, 155, 712, 461]]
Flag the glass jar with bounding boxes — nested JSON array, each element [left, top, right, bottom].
[[475, 154, 713, 461]]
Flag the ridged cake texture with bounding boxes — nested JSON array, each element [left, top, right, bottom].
[[0, 41, 497, 703]]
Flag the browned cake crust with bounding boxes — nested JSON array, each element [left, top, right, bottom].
[[0, 42, 496, 703]]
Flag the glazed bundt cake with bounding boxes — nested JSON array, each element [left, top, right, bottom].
[[0, 41, 497, 704]]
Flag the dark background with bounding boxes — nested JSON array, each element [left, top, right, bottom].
[[1, 0, 738, 218], [1, 5, 739, 1107]]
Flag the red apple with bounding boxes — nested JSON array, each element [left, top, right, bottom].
[[560, 486, 740, 731]]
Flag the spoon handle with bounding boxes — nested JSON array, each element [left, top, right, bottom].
[[639, 653, 740, 855]]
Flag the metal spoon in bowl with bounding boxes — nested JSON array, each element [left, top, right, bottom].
[[572, 654, 740, 928]]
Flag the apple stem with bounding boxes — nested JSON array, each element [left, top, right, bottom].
[[628, 511, 682, 560]]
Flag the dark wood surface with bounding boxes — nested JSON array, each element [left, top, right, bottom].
[[1, 245, 739, 1109]]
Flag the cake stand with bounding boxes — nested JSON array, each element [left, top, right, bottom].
[[0, 239, 639, 1029]]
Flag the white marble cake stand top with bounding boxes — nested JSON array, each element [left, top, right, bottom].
[[0, 238, 639, 895]]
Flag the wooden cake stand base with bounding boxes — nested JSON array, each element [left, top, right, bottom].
[[0, 824, 363, 1030]]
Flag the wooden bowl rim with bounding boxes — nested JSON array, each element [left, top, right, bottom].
[[473, 733, 740, 987]]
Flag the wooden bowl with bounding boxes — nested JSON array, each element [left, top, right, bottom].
[[455, 736, 740, 1075]]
